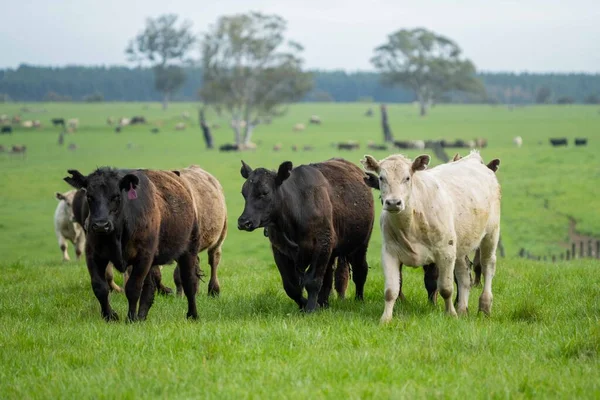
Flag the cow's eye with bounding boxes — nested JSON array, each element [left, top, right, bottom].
[[379, 176, 385, 182], [405, 176, 410, 182]]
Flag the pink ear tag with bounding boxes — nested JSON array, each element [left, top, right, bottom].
[[128, 183, 138, 200]]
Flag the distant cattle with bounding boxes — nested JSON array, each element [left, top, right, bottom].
[[12, 116, 21, 124], [550, 138, 568, 147], [309, 115, 321, 125], [10, 145, 26, 156], [394, 140, 425, 150], [1, 126, 12, 134], [107, 117, 115, 125], [64, 167, 205, 321], [22, 120, 33, 128], [0, 145, 4, 152], [0, 114, 9, 124], [365, 108, 374, 117], [54, 190, 86, 262], [130, 116, 146, 125], [367, 141, 388, 151], [175, 122, 186, 131], [52, 118, 65, 127], [362, 150, 501, 322], [67, 119, 79, 130], [115, 126, 121, 133], [293, 123, 305, 132], [33, 120, 41, 128], [119, 118, 131, 127], [337, 141, 360, 150], [181, 112, 190, 120], [219, 143, 239, 152], [575, 138, 588, 146], [513, 136, 523, 148], [474, 138, 488, 148], [150, 128, 159, 134], [238, 158, 374, 311], [273, 144, 282, 151], [68, 143, 78, 151], [303, 145, 314, 151]]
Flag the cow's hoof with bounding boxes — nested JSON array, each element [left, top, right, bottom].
[[103, 310, 119, 322], [207, 284, 220, 297], [158, 285, 173, 296], [479, 294, 492, 316], [380, 315, 392, 324], [457, 306, 469, 316], [186, 312, 198, 320]]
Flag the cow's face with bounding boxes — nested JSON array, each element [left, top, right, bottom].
[[55, 190, 76, 220], [64, 169, 138, 234], [361, 154, 429, 213], [237, 160, 292, 231]]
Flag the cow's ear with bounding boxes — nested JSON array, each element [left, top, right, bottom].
[[55, 192, 65, 201], [275, 161, 293, 186], [361, 155, 380, 172], [411, 155, 430, 172], [452, 153, 462, 161], [364, 173, 380, 190], [119, 174, 140, 192], [64, 170, 87, 189], [240, 160, 253, 179], [171, 170, 181, 177], [487, 159, 500, 173]]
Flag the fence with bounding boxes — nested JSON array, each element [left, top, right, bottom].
[[519, 240, 600, 262]]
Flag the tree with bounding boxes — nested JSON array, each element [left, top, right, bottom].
[[200, 12, 313, 147], [126, 14, 196, 109], [535, 86, 552, 104], [371, 28, 484, 116]]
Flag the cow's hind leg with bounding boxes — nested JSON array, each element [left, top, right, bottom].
[[177, 252, 200, 319], [105, 264, 123, 293], [207, 245, 222, 296], [454, 256, 471, 315], [334, 256, 349, 299], [58, 235, 70, 261], [478, 230, 499, 315], [87, 254, 118, 321], [317, 258, 336, 308], [348, 246, 369, 301], [380, 245, 401, 323], [423, 263, 438, 305], [153, 266, 173, 296], [137, 272, 156, 321]]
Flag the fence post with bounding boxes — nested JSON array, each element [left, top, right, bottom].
[[560, 253, 564, 261], [589, 240, 593, 258], [580, 241, 584, 258], [537, 256, 541, 261], [566, 250, 570, 260], [572, 243, 576, 259], [552, 255, 556, 262]]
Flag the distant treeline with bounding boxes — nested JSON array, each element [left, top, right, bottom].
[[1, 64, 599, 104]]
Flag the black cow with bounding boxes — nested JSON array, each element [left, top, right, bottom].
[[51, 118, 65, 127], [219, 143, 239, 152], [550, 138, 568, 147], [64, 168, 201, 321], [575, 138, 588, 146], [238, 158, 374, 312], [130, 116, 147, 125], [1, 126, 12, 134]]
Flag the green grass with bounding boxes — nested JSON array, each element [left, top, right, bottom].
[[0, 102, 599, 398]]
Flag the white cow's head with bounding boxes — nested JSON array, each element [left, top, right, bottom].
[[361, 154, 430, 213]]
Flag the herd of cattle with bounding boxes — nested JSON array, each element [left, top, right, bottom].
[[54, 150, 501, 323]]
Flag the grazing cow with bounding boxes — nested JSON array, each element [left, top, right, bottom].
[[54, 190, 86, 262], [67, 119, 79, 130], [273, 144, 282, 152], [12, 115, 21, 124], [115, 126, 122, 133], [309, 115, 321, 125], [175, 122, 186, 131], [303, 145, 314, 151], [219, 143, 239, 152], [172, 165, 228, 296], [550, 138, 568, 147], [68, 143, 78, 151], [293, 123, 305, 132], [1, 126, 12, 134], [238, 158, 374, 312], [130, 116, 146, 125], [475, 138, 488, 148], [10, 145, 26, 156], [365, 108, 374, 117], [181, 112, 190, 120], [22, 120, 33, 128], [119, 118, 131, 127], [394, 140, 425, 150], [64, 167, 202, 321], [107, 117, 115, 125], [367, 141, 388, 151], [513, 136, 523, 148], [361, 150, 501, 322], [338, 141, 360, 150], [575, 138, 588, 146], [52, 118, 65, 127], [150, 128, 159, 134]]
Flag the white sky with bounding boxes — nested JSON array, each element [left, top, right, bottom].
[[1, 0, 599, 73]]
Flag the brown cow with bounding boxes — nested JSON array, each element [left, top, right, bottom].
[[238, 158, 374, 312], [64, 167, 202, 322]]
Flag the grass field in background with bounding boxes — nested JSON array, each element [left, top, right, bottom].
[[0, 102, 599, 398]]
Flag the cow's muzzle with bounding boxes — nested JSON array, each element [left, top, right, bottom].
[[384, 198, 404, 213], [237, 217, 256, 232], [91, 220, 114, 234]]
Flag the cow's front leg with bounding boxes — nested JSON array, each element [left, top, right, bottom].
[[435, 249, 458, 317], [304, 244, 332, 313], [87, 253, 118, 321], [380, 245, 401, 323], [125, 253, 153, 322], [273, 247, 306, 310]]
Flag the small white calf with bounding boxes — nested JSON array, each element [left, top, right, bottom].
[[362, 150, 501, 322], [54, 190, 85, 261], [513, 136, 523, 148]]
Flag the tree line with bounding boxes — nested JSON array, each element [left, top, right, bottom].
[[1, 64, 598, 105]]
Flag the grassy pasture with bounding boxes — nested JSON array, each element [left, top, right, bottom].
[[0, 102, 599, 398]]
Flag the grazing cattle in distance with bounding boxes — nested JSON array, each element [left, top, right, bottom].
[[550, 138, 568, 147], [181, 111, 190, 120], [119, 118, 131, 127], [107, 117, 115, 125], [172, 165, 228, 296], [475, 138, 488, 148], [394, 140, 425, 150], [150, 128, 159, 134], [51, 118, 65, 127], [68, 143, 78, 151], [513, 136, 523, 148], [219, 143, 239, 152], [22, 120, 33, 128], [362, 150, 501, 322], [1, 126, 12, 134], [309, 115, 321, 125], [575, 138, 588, 146], [367, 141, 388, 151], [337, 141, 360, 150], [12, 115, 21, 124], [293, 123, 305, 132], [273, 144, 282, 151], [303, 145, 314, 151], [238, 158, 374, 312], [54, 190, 86, 262], [67, 119, 79, 130], [365, 108, 374, 117], [10, 145, 27, 156], [175, 122, 186, 131], [130, 116, 146, 125], [32, 120, 41, 128], [64, 167, 203, 321]]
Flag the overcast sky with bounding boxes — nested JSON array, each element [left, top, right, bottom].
[[1, 0, 599, 73]]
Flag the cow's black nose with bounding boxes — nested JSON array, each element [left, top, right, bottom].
[[237, 218, 254, 231], [91, 220, 111, 233], [385, 199, 402, 207]]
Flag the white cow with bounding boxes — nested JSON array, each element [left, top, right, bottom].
[[54, 190, 85, 261], [361, 150, 501, 322], [513, 136, 523, 148]]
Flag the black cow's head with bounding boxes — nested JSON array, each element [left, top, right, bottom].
[[64, 168, 139, 234], [237, 160, 292, 232]]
